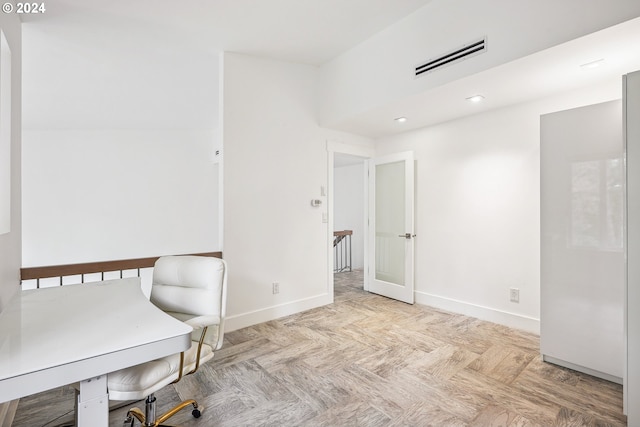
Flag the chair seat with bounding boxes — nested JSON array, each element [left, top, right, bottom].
[[108, 341, 214, 401]]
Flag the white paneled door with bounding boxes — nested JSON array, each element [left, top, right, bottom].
[[368, 152, 415, 304]]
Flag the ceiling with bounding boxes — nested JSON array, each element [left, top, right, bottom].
[[20, 0, 640, 136], [333, 16, 640, 138], [21, 0, 433, 130], [21, 0, 433, 65]]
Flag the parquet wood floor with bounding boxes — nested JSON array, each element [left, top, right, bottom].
[[13, 270, 625, 426]]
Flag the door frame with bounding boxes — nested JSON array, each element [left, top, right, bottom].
[[327, 141, 374, 299]]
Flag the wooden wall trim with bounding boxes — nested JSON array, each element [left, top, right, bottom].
[[20, 252, 223, 281]]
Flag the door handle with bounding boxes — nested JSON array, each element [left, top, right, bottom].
[[398, 233, 416, 239]]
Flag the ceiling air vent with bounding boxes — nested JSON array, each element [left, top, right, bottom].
[[415, 37, 487, 77]]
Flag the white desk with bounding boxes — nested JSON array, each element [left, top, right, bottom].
[[0, 277, 193, 427]]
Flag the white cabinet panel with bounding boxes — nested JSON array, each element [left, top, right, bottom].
[[624, 70, 640, 422], [541, 100, 624, 381]]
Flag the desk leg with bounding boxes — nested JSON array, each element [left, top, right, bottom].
[[75, 375, 109, 427]]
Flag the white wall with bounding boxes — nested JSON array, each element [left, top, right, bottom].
[[0, 11, 20, 426], [334, 162, 365, 270], [320, 0, 640, 128], [22, 26, 220, 132], [22, 129, 220, 266], [222, 52, 328, 329], [21, 26, 222, 268], [0, 12, 21, 312], [375, 79, 621, 333], [222, 52, 371, 331]]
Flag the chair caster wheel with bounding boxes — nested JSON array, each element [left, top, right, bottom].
[[192, 408, 201, 418]]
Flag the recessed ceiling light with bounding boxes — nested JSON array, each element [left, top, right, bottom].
[[395, 117, 407, 123], [580, 59, 605, 69], [466, 95, 485, 103]]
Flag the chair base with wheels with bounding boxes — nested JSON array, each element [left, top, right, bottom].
[[122, 393, 201, 427]]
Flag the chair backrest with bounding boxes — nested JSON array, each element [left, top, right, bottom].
[[150, 256, 227, 349]]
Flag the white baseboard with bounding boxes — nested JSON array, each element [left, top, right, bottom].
[[224, 293, 333, 332], [223, 290, 539, 335], [415, 291, 540, 334]]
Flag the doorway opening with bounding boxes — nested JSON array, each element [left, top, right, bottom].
[[332, 152, 367, 296]]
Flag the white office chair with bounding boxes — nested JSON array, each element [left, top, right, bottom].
[[107, 255, 227, 427]]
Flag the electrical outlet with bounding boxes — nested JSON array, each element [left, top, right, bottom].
[[510, 288, 520, 303], [272, 282, 280, 294]]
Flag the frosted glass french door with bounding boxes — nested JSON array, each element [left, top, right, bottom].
[[368, 152, 414, 304]]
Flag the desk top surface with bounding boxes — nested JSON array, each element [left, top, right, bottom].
[[0, 278, 193, 401]]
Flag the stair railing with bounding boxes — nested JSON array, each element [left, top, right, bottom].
[[20, 252, 222, 290], [333, 230, 352, 273]]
